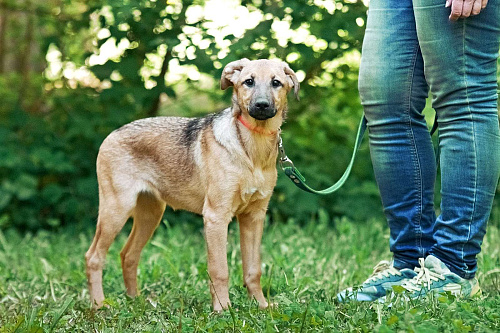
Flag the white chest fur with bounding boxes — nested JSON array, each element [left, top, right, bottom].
[[235, 168, 272, 213]]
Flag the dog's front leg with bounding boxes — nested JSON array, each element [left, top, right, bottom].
[[203, 205, 232, 312], [238, 208, 268, 309]]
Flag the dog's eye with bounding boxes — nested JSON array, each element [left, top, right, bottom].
[[244, 78, 254, 87], [272, 79, 282, 88]]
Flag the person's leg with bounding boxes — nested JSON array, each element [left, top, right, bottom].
[[413, 0, 500, 279], [360, 0, 436, 271]]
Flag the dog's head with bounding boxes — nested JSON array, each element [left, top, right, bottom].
[[221, 59, 299, 121]]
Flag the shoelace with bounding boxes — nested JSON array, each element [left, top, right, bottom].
[[401, 258, 445, 292], [365, 260, 401, 283]]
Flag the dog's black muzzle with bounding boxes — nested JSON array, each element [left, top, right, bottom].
[[249, 100, 276, 120]]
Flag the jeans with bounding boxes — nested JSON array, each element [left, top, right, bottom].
[[360, 0, 500, 279]]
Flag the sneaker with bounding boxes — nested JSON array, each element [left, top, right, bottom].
[[399, 255, 481, 299], [337, 260, 417, 302]]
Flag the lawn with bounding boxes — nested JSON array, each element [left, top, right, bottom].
[[1, 215, 499, 332]]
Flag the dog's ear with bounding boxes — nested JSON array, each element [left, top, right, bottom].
[[283, 62, 300, 101], [221, 58, 250, 90]]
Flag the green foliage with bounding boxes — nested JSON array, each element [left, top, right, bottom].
[[0, 87, 106, 229], [0, 0, 381, 230], [0, 0, 498, 230], [0, 219, 499, 331]]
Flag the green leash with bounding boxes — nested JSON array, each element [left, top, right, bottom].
[[279, 114, 439, 195], [279, 116, 368, 195]]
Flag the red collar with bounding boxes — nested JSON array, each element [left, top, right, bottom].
[[237, 115, 278, 136]]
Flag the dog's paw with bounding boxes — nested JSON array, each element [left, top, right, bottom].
[[213, 300, 231, 312], [258, 300, 278, 310]]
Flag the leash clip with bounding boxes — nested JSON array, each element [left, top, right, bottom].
[[278, 136, 294, 170]]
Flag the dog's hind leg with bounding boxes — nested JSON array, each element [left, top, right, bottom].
[[238, 208, 268, 309], [120, 192, 165, 297], [85, 186, 135, 308]]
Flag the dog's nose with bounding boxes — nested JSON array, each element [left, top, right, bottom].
[[249, 99, 275, 120], [255, 100, 270, 110]]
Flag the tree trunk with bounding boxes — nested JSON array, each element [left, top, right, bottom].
[[146, 49, 172, 117], [17, 0, 34, 104], [0, 3, 8, 73]]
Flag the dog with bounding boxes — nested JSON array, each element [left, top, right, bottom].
[[85, 58, 299, 311]]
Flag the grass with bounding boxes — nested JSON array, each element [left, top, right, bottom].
[[0, 215, 499, 332]]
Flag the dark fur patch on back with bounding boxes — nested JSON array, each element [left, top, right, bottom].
[[181, 113, 220, 147]]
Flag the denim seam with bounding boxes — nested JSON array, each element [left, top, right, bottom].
[[406, 44, 424, 259], [461, 19, 477, 280]]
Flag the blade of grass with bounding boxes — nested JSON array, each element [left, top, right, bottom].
[[178, 297, 183, 333], [267, 263, 274, 320], [227, 303, 237, 333], [298, 301, 309, 333], [48, 296, 73, 333]]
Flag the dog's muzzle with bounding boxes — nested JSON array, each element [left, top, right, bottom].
[[249, 100, 276, 120]]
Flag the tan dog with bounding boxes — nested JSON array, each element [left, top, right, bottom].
[[85, 59, 299, 311]]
